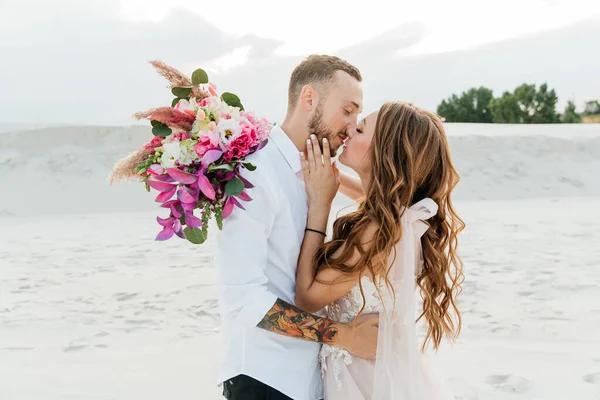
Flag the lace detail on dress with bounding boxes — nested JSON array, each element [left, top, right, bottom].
[[319, 276, 383, 389]]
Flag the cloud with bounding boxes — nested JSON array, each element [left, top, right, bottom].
[[0, 1, 599, 125], [0, 0, 281, 124]]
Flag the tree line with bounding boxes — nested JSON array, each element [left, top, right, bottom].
[[437, 83, 600, 124]]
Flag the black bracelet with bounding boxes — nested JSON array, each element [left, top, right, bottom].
[[305, 227, 327, 237]]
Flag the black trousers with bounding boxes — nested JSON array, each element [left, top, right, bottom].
[[222, 375, 293, 400]]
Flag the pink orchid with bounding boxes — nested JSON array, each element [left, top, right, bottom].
[[156, 216, 185, 240]]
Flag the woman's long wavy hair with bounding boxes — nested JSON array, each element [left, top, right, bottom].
[[314, 101, 465, 351]]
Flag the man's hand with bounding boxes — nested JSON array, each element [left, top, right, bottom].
[[333, 313, 379, 360]]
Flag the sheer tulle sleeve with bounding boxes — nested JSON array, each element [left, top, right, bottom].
[[372, 198, 453, 399]]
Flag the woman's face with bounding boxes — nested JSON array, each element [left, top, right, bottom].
[[338, 110, 378, 176]]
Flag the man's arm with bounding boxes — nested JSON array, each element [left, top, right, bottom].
[[257, 298, 338, 343], [257, 298, 378, 360]]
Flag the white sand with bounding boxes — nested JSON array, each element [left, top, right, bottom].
[[1, 123, 600, 399]]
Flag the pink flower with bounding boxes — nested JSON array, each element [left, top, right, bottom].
[[241, 112, 271, 142], [194, 131, 220, 158], [174, 100, 197, 119], [200, 98, 209, 107], [208, 82, 218, 97], [147, 164, 164, 177], [224, 134, 253, 161], [221, 113, 232, 120], [196, 109, 206, 121], [239, 118, 258, 142], [145, 135, 164, 149], [208, 121, 217, 132], [172, 131, 191, 141]]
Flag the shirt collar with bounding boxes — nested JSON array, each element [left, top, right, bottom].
[[269, 124, 302, 175]]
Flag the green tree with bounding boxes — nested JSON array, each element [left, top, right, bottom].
[[489, 92, 522, 123], [583, 100, 600, 116], [533, 83, 560, 123], [437, 87, 494, 123], [561, 101, 581, 123], [513, 83, 559, 123]]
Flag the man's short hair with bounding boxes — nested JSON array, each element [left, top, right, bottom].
[[288, 54, 362, 110]]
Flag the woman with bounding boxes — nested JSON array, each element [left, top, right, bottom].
[[295, 101, 464, 399]]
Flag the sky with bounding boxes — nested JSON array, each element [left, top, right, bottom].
[[0, 0, 599, 125]]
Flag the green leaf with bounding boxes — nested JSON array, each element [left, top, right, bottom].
[[171, 86, 193, 98], [221, 92, 244, 111], [225, 176, 244, 196], [145, 182, 150, 192], [208, 164, 234, 172], [152, 122, 172, 137], [242, 162, 256, 171], [184, 227, 207, 245], [192, 68, 209, 85], [172, 98, 182, 107]]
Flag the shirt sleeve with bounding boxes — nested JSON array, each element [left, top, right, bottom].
[[213, 167, 279, 328]]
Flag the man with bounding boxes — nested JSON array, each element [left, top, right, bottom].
[[214, 55, 378, 400]]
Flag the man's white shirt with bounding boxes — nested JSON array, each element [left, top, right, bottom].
[[213, 125, 323, 400]]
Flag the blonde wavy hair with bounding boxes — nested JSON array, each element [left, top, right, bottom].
[[315, 101, 465, 351]]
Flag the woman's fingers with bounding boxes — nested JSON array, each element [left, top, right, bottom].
[[322, 137, 331, 169], [300, 152, 309, 180], [306, 137, 316, 172], [310, 134, 322, 169]]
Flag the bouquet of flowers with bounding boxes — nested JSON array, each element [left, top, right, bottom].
[[109, 61, 271, 244]]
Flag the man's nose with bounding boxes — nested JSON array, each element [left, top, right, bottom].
[[346, 126, 357, 138]]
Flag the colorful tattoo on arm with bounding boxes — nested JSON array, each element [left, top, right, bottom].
[[257, 298, 338, 344]]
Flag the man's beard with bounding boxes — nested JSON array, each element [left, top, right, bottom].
[[308, 104, 344, 157]]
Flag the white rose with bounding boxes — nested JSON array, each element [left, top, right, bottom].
[[160, 141, 183, 168]]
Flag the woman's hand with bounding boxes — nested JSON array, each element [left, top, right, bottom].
[[300, 134, 340, 209]]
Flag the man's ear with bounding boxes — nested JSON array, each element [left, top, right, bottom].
[[299, 84, 318, 112]]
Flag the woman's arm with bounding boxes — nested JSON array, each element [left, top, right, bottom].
[[295, 134, 375, 313], [295, 212, 379, 313], [295, 204, 358, 313], [339, 170, 365, 201]]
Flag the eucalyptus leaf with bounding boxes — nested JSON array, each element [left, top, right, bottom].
[[242, 162, 256, 171], [221, 92, 244, 111], [225, 176, 244, 196], [208, 164, 234, 172], [192, 68, 209, 85], [184, 227, 207, 245], [152, 122, 172, 137], [171, 86, 193, 98]]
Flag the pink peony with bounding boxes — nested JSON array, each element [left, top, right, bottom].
[[194, 131, 220, 158]]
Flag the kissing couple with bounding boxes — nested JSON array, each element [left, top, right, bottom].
[[214, 54, 464, 400]]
